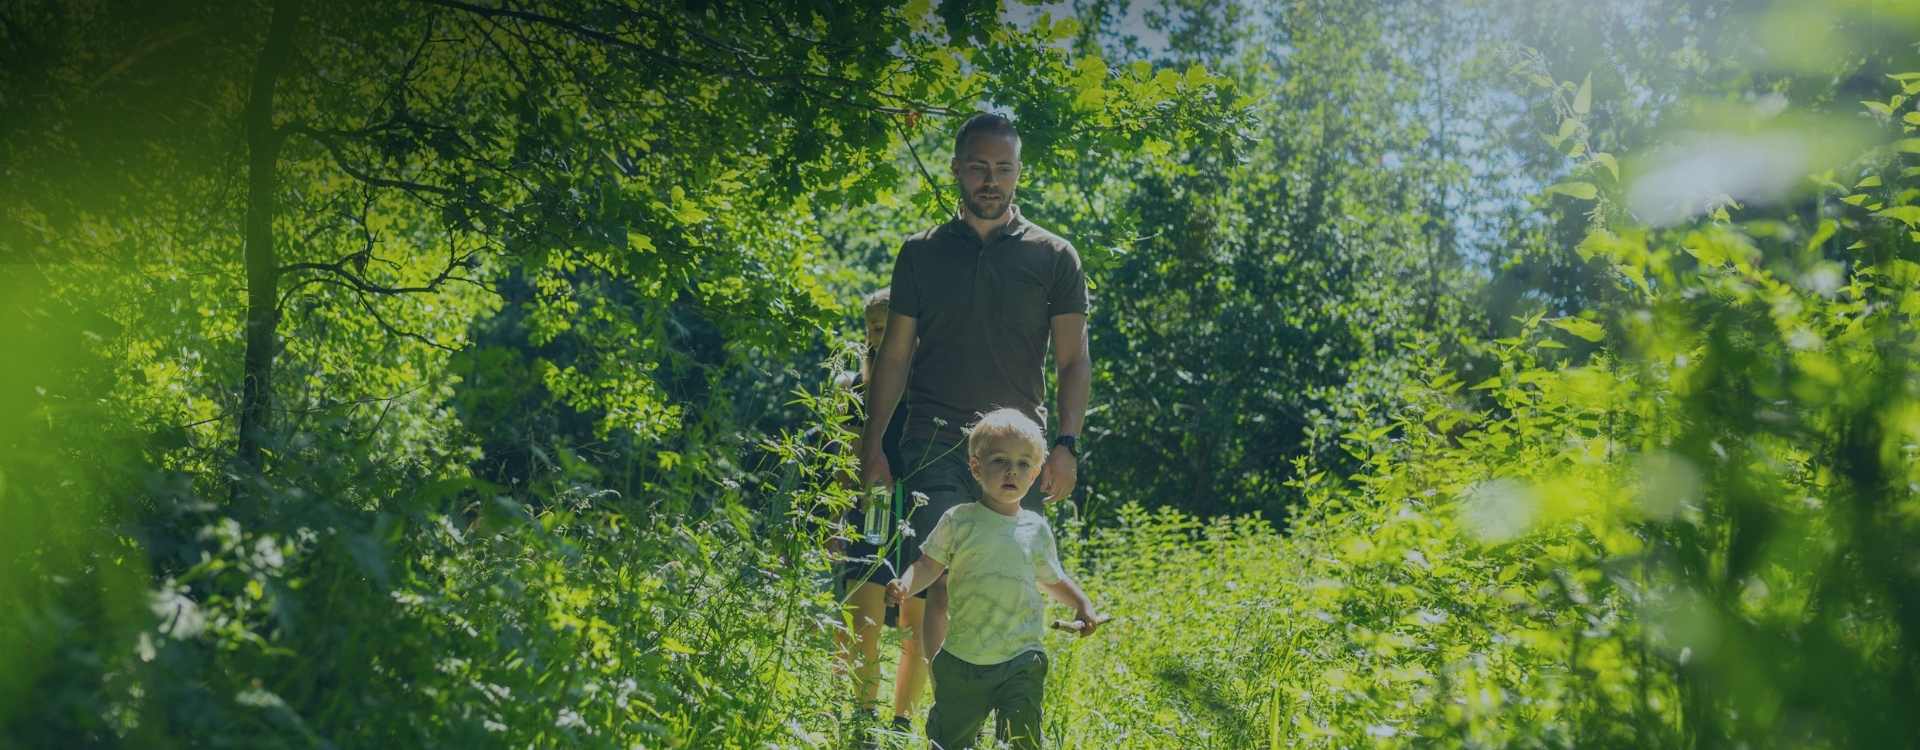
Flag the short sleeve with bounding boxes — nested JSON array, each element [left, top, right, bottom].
[[1046, 242, 1088, 318], [889, 242, 923, 319], [920, 506, 959, 566], [1031, 517, 1065, 584]]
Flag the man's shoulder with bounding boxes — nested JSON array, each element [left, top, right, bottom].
[[903, 221, 962, 248], [1013, 217, 1075, 253], [903, 225, 941, 245]]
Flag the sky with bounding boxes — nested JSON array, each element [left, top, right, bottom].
[[1002, 0, 1173, 55]]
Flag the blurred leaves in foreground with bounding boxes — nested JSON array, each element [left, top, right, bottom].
[[6, 0, 1920, 748]]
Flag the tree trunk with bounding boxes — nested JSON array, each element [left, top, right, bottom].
[[236, 0, 298, 477]]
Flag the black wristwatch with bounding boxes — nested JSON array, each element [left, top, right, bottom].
[[1051, 434, 1079, 458]]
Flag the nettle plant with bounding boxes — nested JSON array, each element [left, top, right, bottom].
[[1111, 66, 1920, 749], [1347, 66, 1920, 746]]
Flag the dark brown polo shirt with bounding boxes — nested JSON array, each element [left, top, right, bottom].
[[888, 205, 1087, 448]]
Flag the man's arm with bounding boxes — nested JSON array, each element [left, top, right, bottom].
[[861, 312, 917, 486], [1040, 312, 1090, 501]]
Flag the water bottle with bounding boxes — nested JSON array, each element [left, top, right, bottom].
[[862, 484, 892, 546]]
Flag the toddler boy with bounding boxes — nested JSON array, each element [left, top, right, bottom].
[[888, 408, 1104, 750]]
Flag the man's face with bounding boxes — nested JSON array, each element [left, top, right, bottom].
[[951, 133, 1021, 221], [969, 433, 1043, 508]]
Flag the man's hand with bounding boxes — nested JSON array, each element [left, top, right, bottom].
[[885, 578, 907, 606], [1037, 446, 1077, 503]]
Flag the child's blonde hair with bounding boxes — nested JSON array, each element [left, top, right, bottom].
[[862, 288, 890, 317], [966, 408, 1047, 459]]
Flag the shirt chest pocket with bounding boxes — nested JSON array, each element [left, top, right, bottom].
[[983, 260, 1050, 330]]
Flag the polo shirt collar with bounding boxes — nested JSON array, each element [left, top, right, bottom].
[[939, 203, 1030, 243]]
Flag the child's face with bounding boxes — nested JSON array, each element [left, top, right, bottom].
[[969, 434, 1044, 510], [864, 308, 888, 351]]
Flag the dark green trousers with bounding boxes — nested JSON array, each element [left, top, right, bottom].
[[925, 649, 1048, 750]]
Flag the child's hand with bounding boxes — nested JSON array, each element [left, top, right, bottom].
[[886, 578, 906, 605], [1050, 611, 1111, 637]]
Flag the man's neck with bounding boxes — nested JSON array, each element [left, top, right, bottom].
[[960, 208, 1014, 242]]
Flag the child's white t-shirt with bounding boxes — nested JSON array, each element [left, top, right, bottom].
[[919, 502, 1067, 666]]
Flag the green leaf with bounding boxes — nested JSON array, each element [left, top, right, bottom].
[[1856, 175, 1883, 189], [661, 636, 696, 655], [1074, 55, 1109, 85], [1051, 16, 1081, 41], [1573, 73, 1592, 115], [1875, 205, 1920, 229], [1549, 317, 1606, 342], [1905, 112, 1920, 127], [1806, 219, 1837, 254], [1151, 67, 1180, 93], [1591, 152, 1619, 181], [627, 231, 655, 252], [669, 186, 709, 224], [903, 0, 931, 23], [1185, 63, 1210, 87], [1864, 100, 1893, 117], [1894, 138, 1920, 154], [1470, 376, 1502, 390], [1545, 181, 1598, 200]]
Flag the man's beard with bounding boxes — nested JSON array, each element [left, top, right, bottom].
[[962, 190, 1010, 220]]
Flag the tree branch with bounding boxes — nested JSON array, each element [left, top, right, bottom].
[[282, 123, 459, 197], [414, 0, 961, 117]]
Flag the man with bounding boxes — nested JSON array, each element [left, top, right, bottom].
[[861, 111, 1092, 670]]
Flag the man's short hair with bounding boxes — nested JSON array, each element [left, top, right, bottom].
[[954, 112, 1021, 157], [966, 408, 1046, 459]]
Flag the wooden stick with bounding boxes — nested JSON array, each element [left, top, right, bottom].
[[1049, 614, 1113, 634]]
